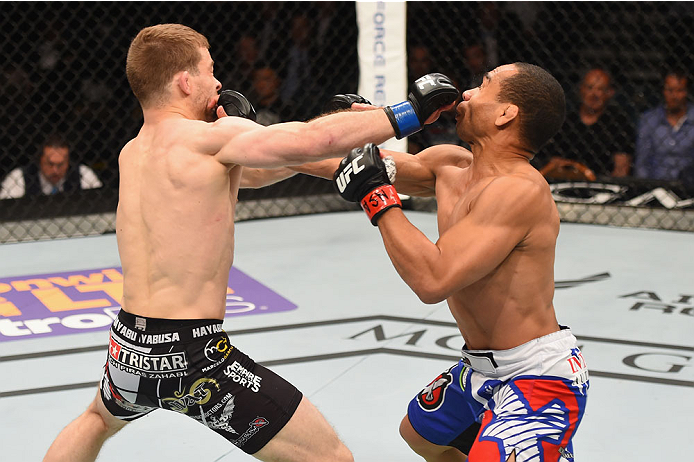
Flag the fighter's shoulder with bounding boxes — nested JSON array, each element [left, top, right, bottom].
[[202, 116, 262, 153], [152, 117, 236, 144], [492, 170, 548, 193], [173, 118, 219, 139], [118, 138, 138, 163], [208, 115, 259, 134], [482, 172, 551, 210], [416, 144, 473, 169]]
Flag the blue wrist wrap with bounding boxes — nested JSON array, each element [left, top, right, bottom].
[[386, 101, 422, 139]]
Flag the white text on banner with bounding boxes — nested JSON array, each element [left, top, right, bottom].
[[356, 1, 408, 152]]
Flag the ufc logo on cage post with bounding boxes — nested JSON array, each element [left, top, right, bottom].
[[335, 154, 365, 193]]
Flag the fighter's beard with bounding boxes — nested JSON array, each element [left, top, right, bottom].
[[206, 105, 218, 122], [197, 93, 218, 122]]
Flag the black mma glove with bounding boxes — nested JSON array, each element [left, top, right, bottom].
[[323, 94, 372, 113], [218, 90, 257, 121], [333, 143, 400, 226], [384, 73, 459, 139]]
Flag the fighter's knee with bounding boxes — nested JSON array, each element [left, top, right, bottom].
[[89, 395, 126, 437], [399, 415, 456, 460], [399, 415, 421, 449], [321, 430, 353, 462], [293, 438, 352, 462]]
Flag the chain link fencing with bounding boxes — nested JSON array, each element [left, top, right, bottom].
[[1, 1, 693, 243]]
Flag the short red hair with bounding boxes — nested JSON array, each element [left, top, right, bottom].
[[126, 23, 210, 108]]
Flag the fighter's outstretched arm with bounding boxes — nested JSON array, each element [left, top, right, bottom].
[[289, 144, 471, 197], [237, 142, 458, 191], [382, 145, 471, 196], [375, 177, 546, 303], [207, 110, 396, 169], [204, 71, 458, 169]]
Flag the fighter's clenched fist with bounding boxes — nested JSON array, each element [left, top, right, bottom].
[[333, 143, 400, 225]]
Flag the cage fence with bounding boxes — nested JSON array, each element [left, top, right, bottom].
[[1, 1, 693, 243]]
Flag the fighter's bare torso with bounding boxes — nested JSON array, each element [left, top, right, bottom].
[[382, 142, 561, 351], [433, 147, 560, 350], [116, 118, 242, 320]]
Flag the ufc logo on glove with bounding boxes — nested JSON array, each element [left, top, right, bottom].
[[416, 75, 437, 90], [335, 154, 366, 193], [332, 144, 401, 226]]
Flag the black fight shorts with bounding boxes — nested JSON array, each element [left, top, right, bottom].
[[99, 309, 302, 454]]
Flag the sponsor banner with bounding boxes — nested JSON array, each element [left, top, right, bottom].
[[0, 266, 296, 342], [356, 0, 407, 152]]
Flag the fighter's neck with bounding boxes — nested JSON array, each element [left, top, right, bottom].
[[468, 138, 532, 169], [141, 104, 199, 125], [468, 150, 530, 177]]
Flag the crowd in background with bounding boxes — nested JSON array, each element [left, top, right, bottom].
[[1, 1, 693, 202]]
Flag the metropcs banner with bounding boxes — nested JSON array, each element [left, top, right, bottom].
[[0, 267, 296, 342]]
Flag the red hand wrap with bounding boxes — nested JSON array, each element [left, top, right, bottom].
[[360, 185, 402, 225]]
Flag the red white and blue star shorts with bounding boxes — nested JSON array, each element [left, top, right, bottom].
[[408, 327, 589, 461]]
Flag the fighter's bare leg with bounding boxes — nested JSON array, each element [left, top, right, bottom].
[[399, 415, 467, 462], [253, 396, 353, 462], [43, 391, 128, 462], [400, 416, 520, 462]]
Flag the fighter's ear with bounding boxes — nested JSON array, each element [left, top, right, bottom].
[[176, 71, 192, 96], [495, 104, 518, 127]]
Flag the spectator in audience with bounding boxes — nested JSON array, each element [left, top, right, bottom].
[[408, 44, 435, 82], [280, 13, 316, 120], [634, 70, 694, 181], [250, 64, 294, 126], [314, 1, 359, 96], [0, 60, 33, 175], [315, 2, 340, 49], [506, 1, 542, 37], [0, 133, 102, 199], [256, 2, 288, 66], [233, 33, 260, 92], [462, 41, 488, 88], [537, 68, 635, 180], [73, 63, 114, 126], [36, 20, 66, 73], [473, 2, 529, 68]]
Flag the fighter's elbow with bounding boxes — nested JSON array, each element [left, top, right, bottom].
[[412, 281, 449, 305], [417, 292, 446, 305]]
